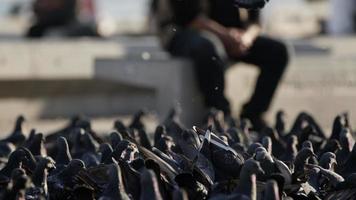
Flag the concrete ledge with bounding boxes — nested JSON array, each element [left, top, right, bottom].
[[95, 57, 206, 126]]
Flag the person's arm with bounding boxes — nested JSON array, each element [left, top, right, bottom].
[[190, 15, 253, 58]]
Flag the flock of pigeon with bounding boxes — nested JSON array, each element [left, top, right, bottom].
[[0, 109, 356, 200]]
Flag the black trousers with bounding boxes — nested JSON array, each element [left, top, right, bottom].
[[167, 29, 289, 116]]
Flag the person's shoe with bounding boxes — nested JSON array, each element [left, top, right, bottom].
[[234, 0, 269, 9]]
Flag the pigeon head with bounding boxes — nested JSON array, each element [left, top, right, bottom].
[[28, 133, 47, 156], [14, 115, 25, 130], [113, 120, 127, 133], [67, 159, 85, 172], [241, 159, 265, 177], [339, 128, 355, 152], [153, 125, 167, 145], [255, 147, 271, 162], [261, 136, 272, 154], [112, 140, 139, 162], [247, 143, 263, 156], [275, 110, 286, 132], [182, 129, 201, 149], [109, 131, 123, 149], [322, 139, 341, 154], [16, 147, 37, 174], [155, 135, 175, 153], [32, 156, 55, 187], [319, 152, 337, 170]]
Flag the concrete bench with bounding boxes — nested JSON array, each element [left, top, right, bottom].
[[94, 56, 206, 126]]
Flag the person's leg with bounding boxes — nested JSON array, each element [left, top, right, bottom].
[[168, 29, 231, 114], [239, 36, 289, 129]]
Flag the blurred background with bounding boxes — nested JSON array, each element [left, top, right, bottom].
[[0, 0, 355, 135]]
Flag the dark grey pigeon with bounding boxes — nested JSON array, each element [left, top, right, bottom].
[[55, 136, 72, 166], [174, 173, 209, 200], [308, 164, 344, 188], [262, 136, 272, 155], [172, 188, 189, 200], [109, 131, 123, 149], [1, 168, 30, 200], [0, 141, 15, 159], [318, 139, 341, 157], [99, 143, 114, 164], [48, 159, 86, 199], [263, 179, 280, 200], [247, 143, 263, 158], [319, 152, 337, 171], [235, 159, 264, 198], [336, 128, 354, 167], [112, 140, 139, 162], [293, 148, 316, 179], [140, 169, 163, 200], [114, 120, 127, 133], [330, 115, 346, 140], [137, 129, 152, 149], [28, 156, 56, 199], [129, 110, 146, 130], [2, 115, 26, 146], [153, 125, 167, 147], [302, 140, 318, 165], [255, 147, 275, 176], [98, 163, 130, 200], [262, 128, 286, 158], [27, 133, 47, 157], [117, 158, 141, 200], [340, 143, 356, 177], [275, 110, 286, 137], [279, 135, 298, 164], [0, 149, 26, 186]]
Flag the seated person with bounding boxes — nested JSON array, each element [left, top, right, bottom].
[[153, 0, 289, 130], [27, 0, 98, 38]]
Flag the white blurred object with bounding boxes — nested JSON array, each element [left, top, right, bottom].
[[95, 0, 150, 35], [261, 0, 320, 39], [327, 0, 355, 35]]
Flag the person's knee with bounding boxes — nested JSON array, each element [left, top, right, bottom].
[[191, 36, 218, 58]]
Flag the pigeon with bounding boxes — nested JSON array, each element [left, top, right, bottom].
[[55, 137, 72, 166], [27, 132, 47, 157], [2, 115, 27, 146], [319, 152, 337, 171], [293, 147, 316, 180], [275, 110, 286, 137], [129, 110, 146, 130], [140, 169, 163, 200], [1, 168, 30, 200], [98, 163, 130, 200], [99, 143, 114, 164], [263, 179, 281, 200], [109, 131, 123, 149]]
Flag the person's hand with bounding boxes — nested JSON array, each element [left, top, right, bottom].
[[222, 28, 249, 58], [234, 0, 269, 9]]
